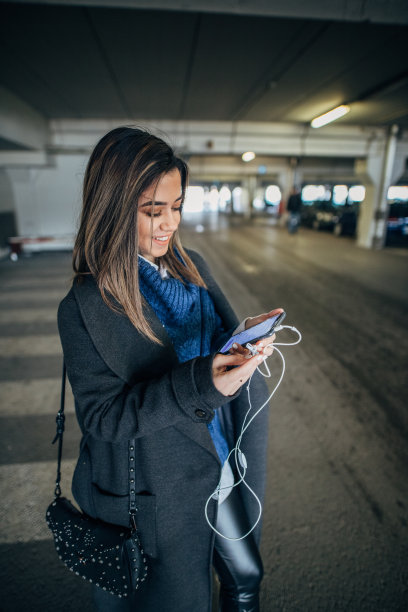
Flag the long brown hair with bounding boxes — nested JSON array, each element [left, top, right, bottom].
[[73, 126, 206, 343]]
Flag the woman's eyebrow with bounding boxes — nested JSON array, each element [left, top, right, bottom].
[[139, 195, 183, 208]]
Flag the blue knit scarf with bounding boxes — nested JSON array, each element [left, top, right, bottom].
[[138, 256, 229, 464]]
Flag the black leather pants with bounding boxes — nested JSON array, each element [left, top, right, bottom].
[[213, 487, 263, 612]]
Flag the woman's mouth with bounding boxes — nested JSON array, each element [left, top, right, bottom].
[[153, 235, 171, 244]]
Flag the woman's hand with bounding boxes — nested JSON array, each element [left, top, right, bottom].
[[211, 308, 283, 396], [244, 308, 284, 330], [212, 338, 275, 396]]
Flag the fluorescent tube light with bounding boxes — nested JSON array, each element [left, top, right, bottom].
[[311, 105, 350, 128], [242, 151, 256, 162]]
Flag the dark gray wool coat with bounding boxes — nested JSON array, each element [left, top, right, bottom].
[[58, 250, 269, 612]]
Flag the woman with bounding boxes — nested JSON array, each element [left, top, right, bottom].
[[58, 126, 281, 612]]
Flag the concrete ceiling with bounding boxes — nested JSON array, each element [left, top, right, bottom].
[[0, 0, 407, 127]]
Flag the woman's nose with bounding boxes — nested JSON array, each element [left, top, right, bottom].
[[160, 208, 179, 231]]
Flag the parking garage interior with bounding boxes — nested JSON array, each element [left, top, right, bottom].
[[1, 1, 408, 611]]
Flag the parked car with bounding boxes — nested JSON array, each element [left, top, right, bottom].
[[333, 203, 359, 236], [301, 201, 338, 231], [332, 201, 408, 244], [301, 198, 408, 245], [385, 201, 408, 245]]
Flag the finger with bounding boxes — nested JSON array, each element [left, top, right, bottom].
[[245, 308, 284, 329], [213, 352, 248, 368], [229, 353, 264, 383], [254, 340, 265, 351], [245, 314, 266, 329], [267, 308, 284, 316], [230, 342, 250, 356], [214, 352, 267, 396], [261, 308, 284, 322], [263, 333, 276, 347]]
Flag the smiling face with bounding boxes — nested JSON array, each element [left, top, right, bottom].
[[137, 168, 183, 263]]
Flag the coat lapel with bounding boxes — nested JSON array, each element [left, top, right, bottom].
[[73, 275, 220, 463], [73, 275, 176, 382]]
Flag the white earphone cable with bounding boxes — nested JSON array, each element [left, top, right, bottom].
[[204, 325, 302, 541]]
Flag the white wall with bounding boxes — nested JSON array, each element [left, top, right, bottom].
[[7, 154, 87, 236], [0, 169, 14, 212], [0, 87, 49, 150]]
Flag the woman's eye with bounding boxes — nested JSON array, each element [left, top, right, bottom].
[[142, 205, 181, 217], [143, 210, 160, 218]]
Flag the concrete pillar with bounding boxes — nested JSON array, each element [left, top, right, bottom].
[[242, 175, 257, 219], [277, 158, 303, 224], [5, 169, 39, 236], [0, 169, 17, 255], [390, 149, 407, 185], [356, 126, 399, 249], [278, 168, 293, 210], [279, 158, 296, 208]]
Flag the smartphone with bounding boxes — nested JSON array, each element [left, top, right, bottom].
[[219, 311, 286, 354]]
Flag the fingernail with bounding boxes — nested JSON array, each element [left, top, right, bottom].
[[258, 342, 263, 347], [232, 343, 238, 349]]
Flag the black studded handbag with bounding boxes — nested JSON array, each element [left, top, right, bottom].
[[45, 362, 148, 599]]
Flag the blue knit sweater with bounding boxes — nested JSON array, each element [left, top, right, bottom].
[[138, 256, 229, 464]]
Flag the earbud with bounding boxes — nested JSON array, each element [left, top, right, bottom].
[[238, 450, 247, 469], [245, 342, 259, 356]]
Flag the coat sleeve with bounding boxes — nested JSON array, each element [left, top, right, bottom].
[[58, 291, 234, 444]]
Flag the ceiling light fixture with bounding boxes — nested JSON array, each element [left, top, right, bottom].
[[311, 105, 350, 128], [242, 151, 256, 162]]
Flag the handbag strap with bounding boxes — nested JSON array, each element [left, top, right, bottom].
[[51, 360, 138, 529], [51, 361, 67, 497], [129, 439, 137, 530]]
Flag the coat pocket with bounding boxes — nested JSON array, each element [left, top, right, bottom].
[[90, 484, 158, 559]]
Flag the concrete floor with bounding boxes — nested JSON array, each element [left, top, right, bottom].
[[0, 213, 407, 611]]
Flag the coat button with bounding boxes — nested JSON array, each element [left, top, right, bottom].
[[195, 409, 206, 419]]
